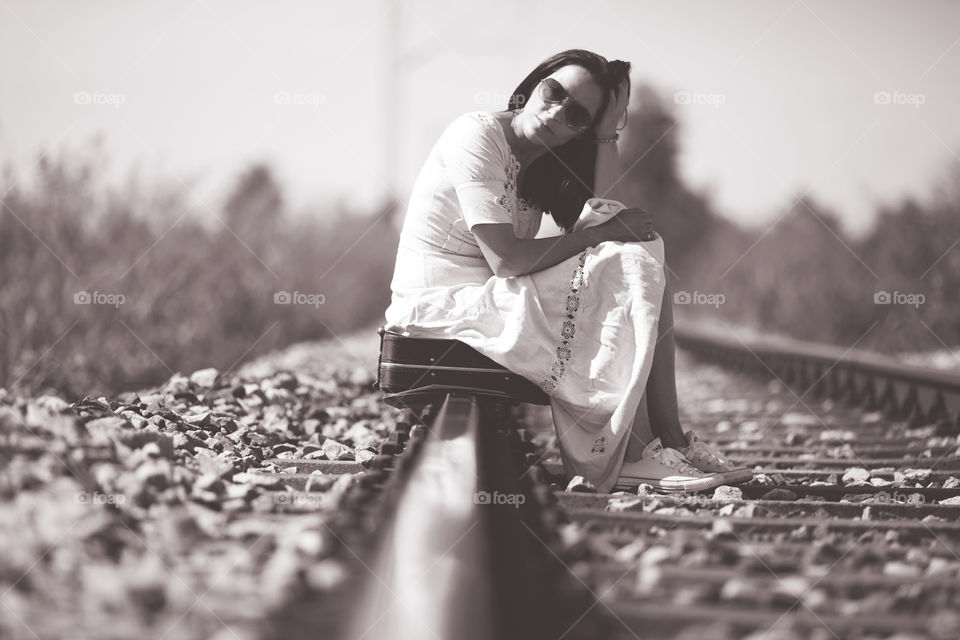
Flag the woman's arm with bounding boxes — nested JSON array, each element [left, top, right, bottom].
[[592, 75, 630, 199], [473, 206, 658, 278], [593, 139, 621, 200], [472, 222, 603, 278]]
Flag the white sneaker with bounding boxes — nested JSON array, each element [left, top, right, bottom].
[[680, 430, 755, 485], [618, 437, 725, 492]]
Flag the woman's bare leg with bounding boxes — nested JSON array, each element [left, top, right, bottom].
[[623, 393, 654, 462], [643, 278, 688, 450], [623, 278, 686, 461]]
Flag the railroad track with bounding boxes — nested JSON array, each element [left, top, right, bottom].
[[253, 327, 960, 640]]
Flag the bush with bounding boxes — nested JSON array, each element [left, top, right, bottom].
[[0, 153, 399, 399]]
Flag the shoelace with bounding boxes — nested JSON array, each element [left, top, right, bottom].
[[689, 439, 728, 465], [653, 446, 703, 476]]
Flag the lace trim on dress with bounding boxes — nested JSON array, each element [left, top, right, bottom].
[[472, 112, 539, 220], [540, 250, 589, 396]]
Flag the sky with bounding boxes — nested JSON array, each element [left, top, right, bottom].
[[1, 0, 959, 237]]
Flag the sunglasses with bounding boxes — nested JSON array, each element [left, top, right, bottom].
[[536, 78, 593, 131]]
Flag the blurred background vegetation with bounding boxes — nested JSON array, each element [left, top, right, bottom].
[[0, 154, 400, 399], [619, 83, 960, 357], [2, 81, 958, 399]]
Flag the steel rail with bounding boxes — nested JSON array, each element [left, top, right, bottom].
[[674, 324, 960, 429]]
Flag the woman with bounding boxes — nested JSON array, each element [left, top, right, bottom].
[[384, 49, 752, 493]]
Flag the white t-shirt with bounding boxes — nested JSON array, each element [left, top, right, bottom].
[[387, 111, 544, 300]]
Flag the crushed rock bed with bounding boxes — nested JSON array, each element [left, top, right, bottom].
[[0, 330, 400, 640]]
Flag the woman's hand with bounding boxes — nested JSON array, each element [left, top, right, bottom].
[[593, 207, 658, 243], [594, 76, 629, 137]]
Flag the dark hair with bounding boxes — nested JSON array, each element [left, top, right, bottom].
[[506, 49, 631, 232]]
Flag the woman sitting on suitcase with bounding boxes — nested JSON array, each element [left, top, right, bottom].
[[384, 48, 752, 493]]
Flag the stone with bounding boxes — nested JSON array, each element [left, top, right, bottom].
[[883, 561, 921, 577], [189, 368, 220, 389], [901, 468, 932, 483], [566, 475, 596, 493], [607, 496, 644, 512], [635, 483, 653, 496], [305, 559, 348, 591], [711, 518, 736, 537], [712, 486, 742, 503], [761, 488, 798, 501], [842, 468, 870, 485], [322, 439, 354, 461]]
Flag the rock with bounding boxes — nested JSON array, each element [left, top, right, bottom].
[[302, 419, 323, 436], [0, 405, 22, 433], [733, 503, 757, 518], [639, 546, 673, 566], [182, 409, 211, 427], [232, 472, 285, 489], [189, 368, 220, 389], [322, 439, 353, 461], [883, 561, 921, 578], [926, 557, 955, 576], [937, 495, 960, 506], [566, 475, 596, 493], [782, 412, 821, 428], [819, 429, 855, 442], [751, 473, 774, 486], [711, 519, 735, 537], [842, 468, 870, 485], [724, 573, 778, 603], [942, 476, 960, 489], [134, 459, 173, 491], [305, 559, 348, 591], [761, 488, 798, 501], [163, 373, 191, 395], [355, 449, 376, 465], [902, 468, 932, 483], [270, 371, 299, 391], [635, 483, 653, 496], [784, 431, 807, 446], [607, 496, 644, 512], [712, 486, 742, 503], [927, 610, 960, 639], [24, 397, 86, 443]]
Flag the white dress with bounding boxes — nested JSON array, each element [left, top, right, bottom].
[[384, 110, 667, 493]]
